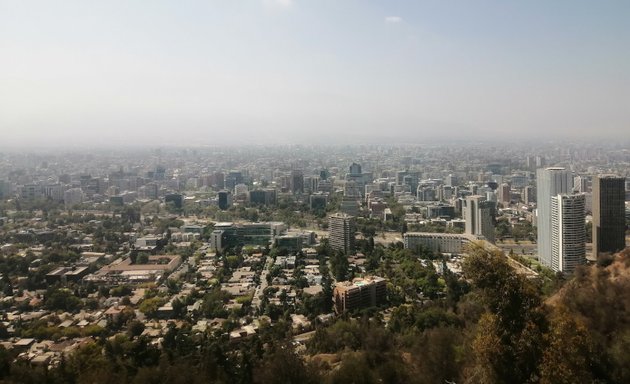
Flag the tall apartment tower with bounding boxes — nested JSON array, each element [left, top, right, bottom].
[[551, 194, 586, 273], [464, 195, 496, 243], [592, 175, 626, 259], [329, 213, 356, 255], [536, 167, 573, 267], [290, 170, 304, 194], [523, 186, 536, 204], [498, 183, 511, 204]]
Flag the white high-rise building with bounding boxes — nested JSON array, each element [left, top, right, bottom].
[[464, 195, 495, 243], [536, 168, 573, 267], [551, 194, 586, 273]]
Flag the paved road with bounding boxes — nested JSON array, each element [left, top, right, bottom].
[[252, 256, 272, 309]]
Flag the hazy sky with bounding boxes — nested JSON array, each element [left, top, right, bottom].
[[1, 0, 629, 147]]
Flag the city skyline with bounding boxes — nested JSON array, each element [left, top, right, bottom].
[[2, 0, 630, 147], [0, 130, 628, 382]]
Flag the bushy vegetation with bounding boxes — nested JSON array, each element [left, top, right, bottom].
[[3, 243, 630, 383]]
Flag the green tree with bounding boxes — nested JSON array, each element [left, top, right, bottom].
[[139, 297, 167, 317], [330, 250, 349, 282], [539, 307, 596, 384], [409, 327, 463, 384], [463, 244, 546, 383], [128, 320, 146, 338], [254, 343, 321, 384], [201, 286, 230, 318], [45, 288, 82, 312]]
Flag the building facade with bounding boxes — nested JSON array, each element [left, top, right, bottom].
[[290, 170, 304, 194], [249, 188, 277, 206], [551, 194, 586, 273], [218, 190, 232, 210], [592, 175, 626, 259], [403, 232, 491, 254], [536, 167, 573, 267], [464, 195, 496, 243], [333, 276, 386, 313], [329, 213, 356, 255], [210, 222, 287, 251]]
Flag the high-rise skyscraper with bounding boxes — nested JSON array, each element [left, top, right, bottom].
[[329, 213, 356, 255], [523, 185, 536, 204], [349, 163, 362, 175], [592, 175, 626, 259], [218, 190, 232, 210], [290, 170, 304, 194], [536, 167, 573, 267], [225, 171, 243, 190], [551, 194, 586, 273], [445, 174, 458, 187], [345, 163, 372, 199], [464, 195, 496, 243], [498, 183, 511, 204]]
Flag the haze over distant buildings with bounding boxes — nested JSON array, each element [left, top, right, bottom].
[[1, 0, 629, 147]]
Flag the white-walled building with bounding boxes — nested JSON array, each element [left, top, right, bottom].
[[536, 167, 573, 268], [550, 193, 586, 273]]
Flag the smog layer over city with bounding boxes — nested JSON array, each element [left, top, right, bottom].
[[0, 1, 629, 383]]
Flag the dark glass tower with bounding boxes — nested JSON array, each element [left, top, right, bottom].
[[592, 175, 626, 258]]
